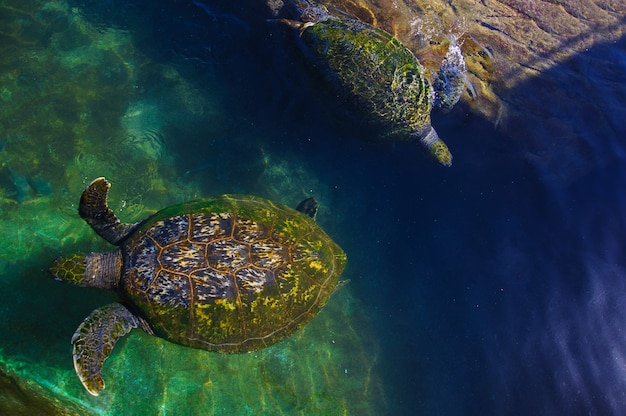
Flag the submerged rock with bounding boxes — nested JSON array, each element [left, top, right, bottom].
[[0, 361, 95, 416], [305, 0, 623, 118]]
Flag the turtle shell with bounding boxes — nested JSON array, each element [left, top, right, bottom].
[[300, 16, 433, 141], [119, 195, 346, 353]]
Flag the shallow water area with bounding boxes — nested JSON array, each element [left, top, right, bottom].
[[0, 0, 384, 413], [1, 0, 626, 415]]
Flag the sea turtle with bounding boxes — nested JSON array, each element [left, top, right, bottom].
[[49, 177, 346, 396], [277, 0, 468, 166]]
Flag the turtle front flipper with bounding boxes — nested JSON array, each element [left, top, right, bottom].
[[432, 37, 469, 112], [79, 177, 139, 245], [72, 303, 153, 396]]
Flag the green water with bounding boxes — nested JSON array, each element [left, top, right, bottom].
[[0, 0, 384, 414]]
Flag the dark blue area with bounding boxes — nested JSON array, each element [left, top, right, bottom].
[[67, 1, 626, 414]]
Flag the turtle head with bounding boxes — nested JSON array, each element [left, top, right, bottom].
[[49, 250, 122, 289], [49, 254, 88, 286]]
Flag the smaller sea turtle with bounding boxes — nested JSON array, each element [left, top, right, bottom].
[[278, 0, 468, 166], [49, 177, 346, 395]]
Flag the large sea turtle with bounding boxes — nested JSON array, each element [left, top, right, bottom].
[[49, 177, 346, 396], [275, 0, 468, 166]]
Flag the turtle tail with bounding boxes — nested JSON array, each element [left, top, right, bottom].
[[417, 126, 453, 167], [49, 250, 122, 289]]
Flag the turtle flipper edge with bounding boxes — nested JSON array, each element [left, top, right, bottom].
[[79, 177, 139, 245], [72, 303, 153, 396]]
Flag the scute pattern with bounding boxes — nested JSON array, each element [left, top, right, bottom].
[[148, 215, 189, 246], [236, 267, 273, 296], [251, 241, 289, 268], [233, 218, 271, 242], [190, 212, 232, 242], [120, 196, 346, 353], [207, 240, 250, 271], [145, 271, 190, 308], [161, 241, 206, 273], [127, 236, 157, 291], [192, 268, 234, 301]]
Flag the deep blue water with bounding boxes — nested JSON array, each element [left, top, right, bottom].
[[13, 0, 626, 413]]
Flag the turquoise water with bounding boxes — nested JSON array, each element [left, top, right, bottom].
[[1, 0, 626, 414]]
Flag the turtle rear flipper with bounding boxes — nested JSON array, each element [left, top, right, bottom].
[[296, 197, 318, 219], [433, 38, 469, 112], [72, 303, 153, 396], [79, 177, 139, 245]]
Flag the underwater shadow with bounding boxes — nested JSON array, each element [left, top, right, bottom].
[[306, 23, 626, 416], [470, 29, 626, 415]]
